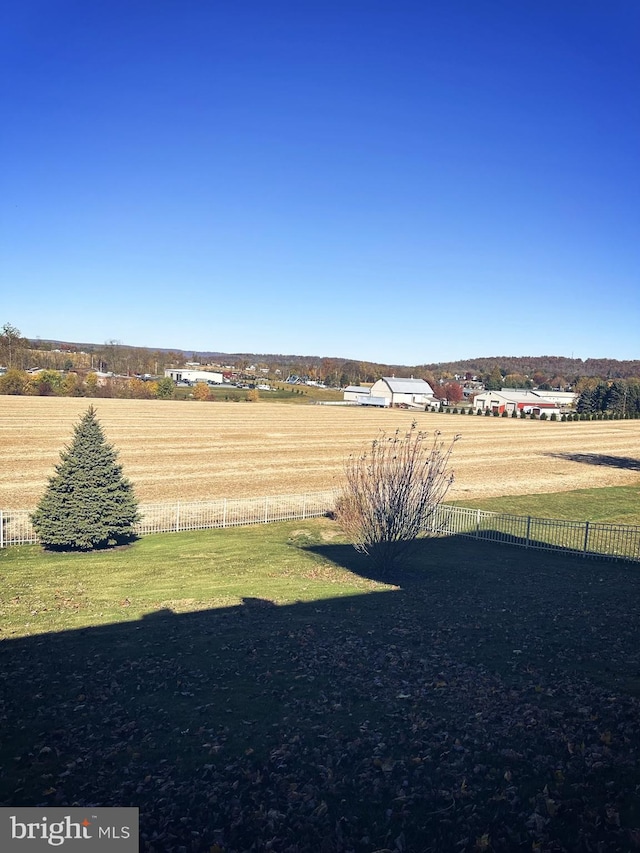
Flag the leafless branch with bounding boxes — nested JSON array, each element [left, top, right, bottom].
[[335, 421, 460, 572]]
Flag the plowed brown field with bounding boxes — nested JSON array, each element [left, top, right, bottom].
[[1, 396, 639, 508]]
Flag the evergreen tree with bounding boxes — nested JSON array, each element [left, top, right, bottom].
[[31, 406, 140, 550], [627, 380, 640, 416], [605, 380, 628, 416], [154, 376, 175, 399], [591, 381, 609, 413], [576, 388, 594, 414]]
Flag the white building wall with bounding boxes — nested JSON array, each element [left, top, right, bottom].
[[343, 386, 371, 401], [392, 393, 412, 406], [369, 379, 392, 401], [165, 369, 224, 384]]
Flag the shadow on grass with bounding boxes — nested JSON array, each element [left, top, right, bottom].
[[547, 451, 640, 471], [2, 535, 640, 852], [39, 533, 142, 553], [305, 528, 639, 587]]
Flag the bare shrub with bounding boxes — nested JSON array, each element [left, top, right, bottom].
[[335, 422, 459, 572]]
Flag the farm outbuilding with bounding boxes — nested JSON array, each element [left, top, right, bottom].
[[342, 386, 389, 407], [357, 395, 390, 407], [473, 389, 576, 416], [368, 377, 435, 409], [343, 385, 373, 401], [165, 369, 224, 385]]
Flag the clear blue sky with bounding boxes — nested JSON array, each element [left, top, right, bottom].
[[2, 1, 638, 365]]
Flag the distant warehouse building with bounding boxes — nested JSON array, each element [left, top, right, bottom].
[[473, 389, 576, 416], [165, 368, 224, 385]]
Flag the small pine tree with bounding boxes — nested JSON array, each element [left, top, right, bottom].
[[155, 377, 175, 399], [31, 406, 139, 550]]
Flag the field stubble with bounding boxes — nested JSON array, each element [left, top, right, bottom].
[[1, 396, 639, 508]]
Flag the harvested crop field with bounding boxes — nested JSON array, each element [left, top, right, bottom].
[[1, 396, 639, 508]]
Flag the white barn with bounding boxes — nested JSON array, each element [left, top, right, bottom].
[[369, 377, 435, 409]]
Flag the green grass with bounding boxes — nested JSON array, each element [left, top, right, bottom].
[[173, 384, 344, 403], [449, 484, 640, 526], [263, 383, 344, 403], [2, 521, 640, 850], [173, 385, 248, 401], [0, 520, 390, 638]]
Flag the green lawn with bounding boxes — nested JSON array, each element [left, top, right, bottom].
[[450, 484, 640, 526], [1, 520, 639, 851], [263, 384, 344, 403], [173, 384, 344, 403], [0, 520, 390, 638]]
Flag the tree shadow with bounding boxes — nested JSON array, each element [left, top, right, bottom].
[[304, 525, 638, 588], [1, 535, 640, 852], [547, 451, 640, 471], [40, 533, 141, 553], [304, 536, 480, 586]]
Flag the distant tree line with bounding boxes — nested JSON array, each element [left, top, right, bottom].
[[0, 367, 176, 400], [2, 321, 640, 396], [0, 324, 184, 376], [575, 379, 640, 416], [421, 355, 640, 383]]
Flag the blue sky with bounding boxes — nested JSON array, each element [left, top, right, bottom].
[[1, 1, 638, 365]]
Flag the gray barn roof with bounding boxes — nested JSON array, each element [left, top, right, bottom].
[[381, 377, 434, 395]]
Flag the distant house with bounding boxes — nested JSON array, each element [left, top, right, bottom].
[[462, 380, 484, 398], [369, 377, 435, 409], [473, 389, 576, 415]]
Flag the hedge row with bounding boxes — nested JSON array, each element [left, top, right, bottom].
[[430, 407, 639, 421]]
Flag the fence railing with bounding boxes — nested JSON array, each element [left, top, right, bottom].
[[0, 491, 338, 548], [1, 494, 638, 564], [426, 505, 640, 563]]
